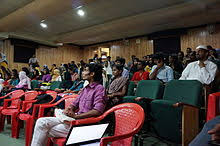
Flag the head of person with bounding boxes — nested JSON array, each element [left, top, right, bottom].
[[137, 60, 145, 71], [71, 61, 75, 64], [131, 55, 136, 61], [19, 71, 27, 80], [178, 51, 184, 61], [153, 54, 164, 65], [107, 56, 111, 61], [149, 56, 154, 64], [52, 64, 56, 67], [82, 64, 103, 83], [63, 64, 69, 71], [43, 68, 50, 75], [186, 48, 192, 54], [53, 69, 60, 76], [190, 51, 197, 61], [115, 58, 125, 66], [169, 54, 177, 63], [32, 54, 36, 58], [207, 45, 218, 58], [196, 45, 209, 61], [104, 61, 109, 67], [112, 64, 124, 78], [22, 67, 30, 76], [133, 58, 139, 65], [12, 69, 19, 79]]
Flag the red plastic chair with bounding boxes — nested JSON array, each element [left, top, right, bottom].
[[0, 90, 24, 131], [0, 91, 38, 133], [207, 92, 220, 121], [12, 91, 58, 146], [26, 94, 78, 146], [47, 103, 145, 146]]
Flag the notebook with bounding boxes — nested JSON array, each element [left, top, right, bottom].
[[65, 123, 109, 146]]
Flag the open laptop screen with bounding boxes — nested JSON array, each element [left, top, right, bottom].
[[65, 123, 109, 146]]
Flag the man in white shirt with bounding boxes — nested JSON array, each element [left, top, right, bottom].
[[179, 45, 217, 85]]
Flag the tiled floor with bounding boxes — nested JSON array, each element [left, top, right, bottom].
[[0, 123, 179, 146]]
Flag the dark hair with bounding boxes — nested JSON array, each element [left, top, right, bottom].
[[12, 69, 19, 78], [22, 67, 30, 76], [115, 58, 126, 65], [207, 45, 213, 50], [85, 63, 103, 82], [137, 60, 145, 67], [112, 64, 124, 71], [44, 68, 50, 74], [152, 53, 164, 61], [52, 64, 56, 67]]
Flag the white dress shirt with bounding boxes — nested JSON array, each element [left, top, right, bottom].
[[179, 60, 217, 85]]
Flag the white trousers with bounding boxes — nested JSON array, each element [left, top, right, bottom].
[[31, 117, 71, 146]]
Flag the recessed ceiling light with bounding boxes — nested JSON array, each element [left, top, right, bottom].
[[40, 22, 47, 28], [77, 9, 85, 16]]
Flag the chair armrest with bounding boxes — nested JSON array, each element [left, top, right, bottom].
[[22, 100, 37, 112], [142, 97, 154, 102], [68, 117, 103, 126], [3, 98, 22, 109], [38, 96, 73, 118], [100, 131, 135, 146], [0, 94, 9, 99], [173, 102, 199, 109]]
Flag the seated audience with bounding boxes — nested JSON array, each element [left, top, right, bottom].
[[131, 60, 149, 83], [103, 61, 112, 88], [115, 58, 129, 78], [9, 69, 19, 86], [107, 64, 128, 107], [129, 57, 139, 74], [41, 68, 51, 82], [145, 55, 155, 72], [31, 63, 106, 146], [149, 54, 174, 83], [168, 54, 184, 79], [13, 71, 31, 90], [180, 45, 217, 85], [51, 69, 62, 82]]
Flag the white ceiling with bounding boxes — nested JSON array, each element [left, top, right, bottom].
[[0, 0, 220, 45]]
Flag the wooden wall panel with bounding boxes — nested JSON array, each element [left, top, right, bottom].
[[2, 40, 83, 71], [181, 24, 220, 53], [83, 37, 154, 62]]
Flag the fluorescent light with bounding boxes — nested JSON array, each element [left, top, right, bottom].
[[40, 22, 47, 28], [77, 9, 85, 16]]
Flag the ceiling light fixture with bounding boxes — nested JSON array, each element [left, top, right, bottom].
[[40, 20, 47, 28], [77, 9, 85, 16]]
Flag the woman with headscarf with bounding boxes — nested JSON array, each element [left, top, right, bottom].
[[51, 69, 62, 82], [14, 71, 31, 90]]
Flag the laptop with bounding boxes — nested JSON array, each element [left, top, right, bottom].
[[65, 123, 109, 146]]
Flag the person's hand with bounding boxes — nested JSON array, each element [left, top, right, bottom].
[[135, 97, 144, 101], [63, 107, 76, 118], [208, 124, 220, 141], [107, 94, 114, 98], [199, 61, 206, 68]]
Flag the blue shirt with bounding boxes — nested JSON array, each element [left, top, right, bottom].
[[122, 68, 129, 78], [150, 65, 174, 83]]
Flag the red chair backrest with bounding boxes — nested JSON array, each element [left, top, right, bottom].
[[24, 91, 39, 111], [65, 94, 78, 109], [10, 90, 25, 108], [102, 103, 145, 146], [46, 91, 58, 103], [207, 92, 220, 121]]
